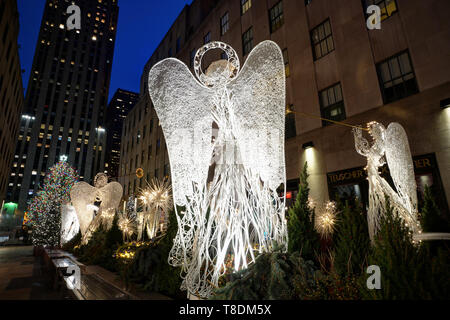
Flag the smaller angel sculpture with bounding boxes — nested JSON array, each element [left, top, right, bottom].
[[353, 121, 421, 241], [70, 173, 123, 244]]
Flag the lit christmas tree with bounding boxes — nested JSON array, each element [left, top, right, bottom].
[[27, 159, 79, 247]]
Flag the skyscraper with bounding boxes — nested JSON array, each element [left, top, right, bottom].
[[105, 89, 139, 180], [0, 0, 24, 210], [6, 0, 119, 212]]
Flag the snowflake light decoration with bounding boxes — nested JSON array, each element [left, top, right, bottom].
[[353, 121, 421, 241], [148, 40, 288, 298], [314, 201, 337, 239], [138, 178, 172, 240], [118, 212, 136, 242]]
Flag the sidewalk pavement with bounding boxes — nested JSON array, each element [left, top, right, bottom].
[[84, 265, 172, 300], [0, 245, 172, 300], [0, 245, 65, 300]]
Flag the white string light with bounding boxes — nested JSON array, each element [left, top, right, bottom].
[[148, 40, 288, 298], [353, 122, 421, 241]]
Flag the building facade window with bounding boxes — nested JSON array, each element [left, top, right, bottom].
[[190, 48, 196, 67], [311, 19, 334, 60], [285, 105, 296, 139], [156, 138, 161, 155], [364, 0, 397, 21], [269, 1, 284, 33], [164, 163, 170, 177], [241, 0, 252, 15], [376, 51, 418, 104], [283, 48, 290, 78], [319, 82, 346, 126], [204, 31, 211, 44], [242, 27, 253, 56], [220, 12, 229, 36], [176, 36, 181, 53]]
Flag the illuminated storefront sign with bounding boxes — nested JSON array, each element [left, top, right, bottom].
[[327, 153, 448, 214]]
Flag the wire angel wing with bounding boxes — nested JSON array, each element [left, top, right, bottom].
[[148, 58, 214, 206], [70, 182, 97, 235], [227, 40, 286, 190], [384, 123, 418, 216], [98, 182, 123, 212]]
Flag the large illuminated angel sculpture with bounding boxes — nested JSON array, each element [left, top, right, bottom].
[[148, 41, 288, 298], [70, 173, 123, 244], [353, 122, 421, 241]]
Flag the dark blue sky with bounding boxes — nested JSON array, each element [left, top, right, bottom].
[[17, 0, 192, 102]]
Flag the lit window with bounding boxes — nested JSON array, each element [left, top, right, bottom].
[[241, 0, 251, 15], [365, 0, 397, 21]]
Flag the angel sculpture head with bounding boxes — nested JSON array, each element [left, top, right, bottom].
[[148, 40, 287, 298], [353, 121, 420, 241]]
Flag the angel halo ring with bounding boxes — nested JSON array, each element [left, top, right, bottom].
[[193, 41, 240, 88]]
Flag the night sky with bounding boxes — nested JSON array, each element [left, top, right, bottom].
[[17, 0, 192, 102]]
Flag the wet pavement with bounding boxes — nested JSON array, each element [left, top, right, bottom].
[[0, 246, 67, 300]]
